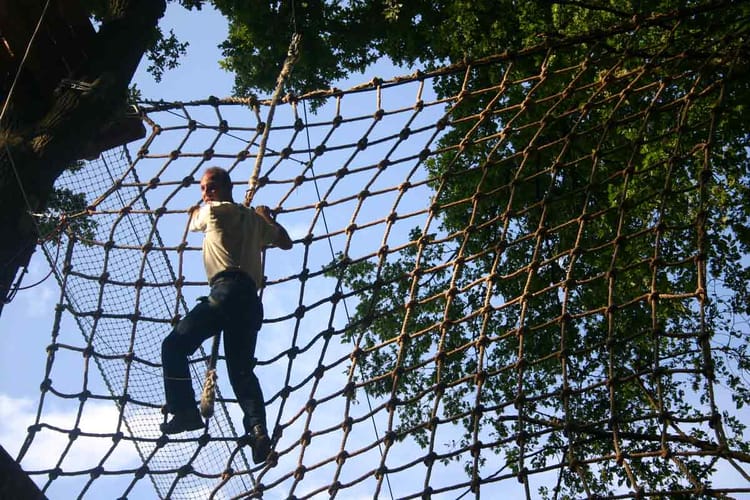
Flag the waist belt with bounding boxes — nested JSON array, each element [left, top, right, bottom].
[[209, 268, 256, 289]]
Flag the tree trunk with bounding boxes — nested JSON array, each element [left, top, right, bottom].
[[0, 0, 166, 317]]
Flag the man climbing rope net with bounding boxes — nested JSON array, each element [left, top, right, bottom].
[[160, 166, 293, 464]]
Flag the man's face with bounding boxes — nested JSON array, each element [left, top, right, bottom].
[[200, 172, 232, 203]]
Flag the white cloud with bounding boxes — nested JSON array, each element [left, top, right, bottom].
[[25, 286, 56, 318], [0, 394, 35, 452], [0, 394, 141, 472], [13, 276, 57, 319]]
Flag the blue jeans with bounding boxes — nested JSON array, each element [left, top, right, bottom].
[[161, 270, 265, 432]]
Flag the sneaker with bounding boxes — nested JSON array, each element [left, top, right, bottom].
[[250, 425, 271, 464], [160, 409, 203, 434]]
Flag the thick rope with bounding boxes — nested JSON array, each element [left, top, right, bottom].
[[243, 33, 303, 207]]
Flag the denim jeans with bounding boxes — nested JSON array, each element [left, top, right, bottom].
[[161, 270, 265, 432]]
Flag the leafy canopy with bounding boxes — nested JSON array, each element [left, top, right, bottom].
[[307, 1, 749, 498]]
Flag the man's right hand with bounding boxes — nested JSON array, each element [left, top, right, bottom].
[[255, 205, 273, 219], [255, 205, 293, 250]]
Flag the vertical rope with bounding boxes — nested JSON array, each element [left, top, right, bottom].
[[243, 33, 302, 207]]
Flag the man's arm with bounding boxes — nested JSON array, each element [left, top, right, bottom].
[[189, 204, 208, 232], [255, 205, 293, 250]]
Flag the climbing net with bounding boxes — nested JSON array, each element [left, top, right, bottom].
[[13, 4, 750, 499]]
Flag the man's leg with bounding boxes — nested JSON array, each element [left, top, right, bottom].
[[221, 281, 270, 463], [161, 298, 221, 433], [225, 326, 271, 464], [224, 324, 266, 433]]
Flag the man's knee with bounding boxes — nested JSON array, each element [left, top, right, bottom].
[[162, 331, 185, 359]]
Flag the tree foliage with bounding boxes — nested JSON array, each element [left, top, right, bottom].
[[302, 1, 750, 497], [188, 0, 553, 97]]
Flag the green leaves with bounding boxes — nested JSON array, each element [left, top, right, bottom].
[[38, 186, 97, 244], [318, 2, 749, 497], [146, 28, 189, 82]]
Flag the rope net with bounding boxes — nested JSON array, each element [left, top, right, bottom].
[[14, 4, 750, 499]]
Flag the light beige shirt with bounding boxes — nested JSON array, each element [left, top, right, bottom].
[[190, 202, 281, 287]]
